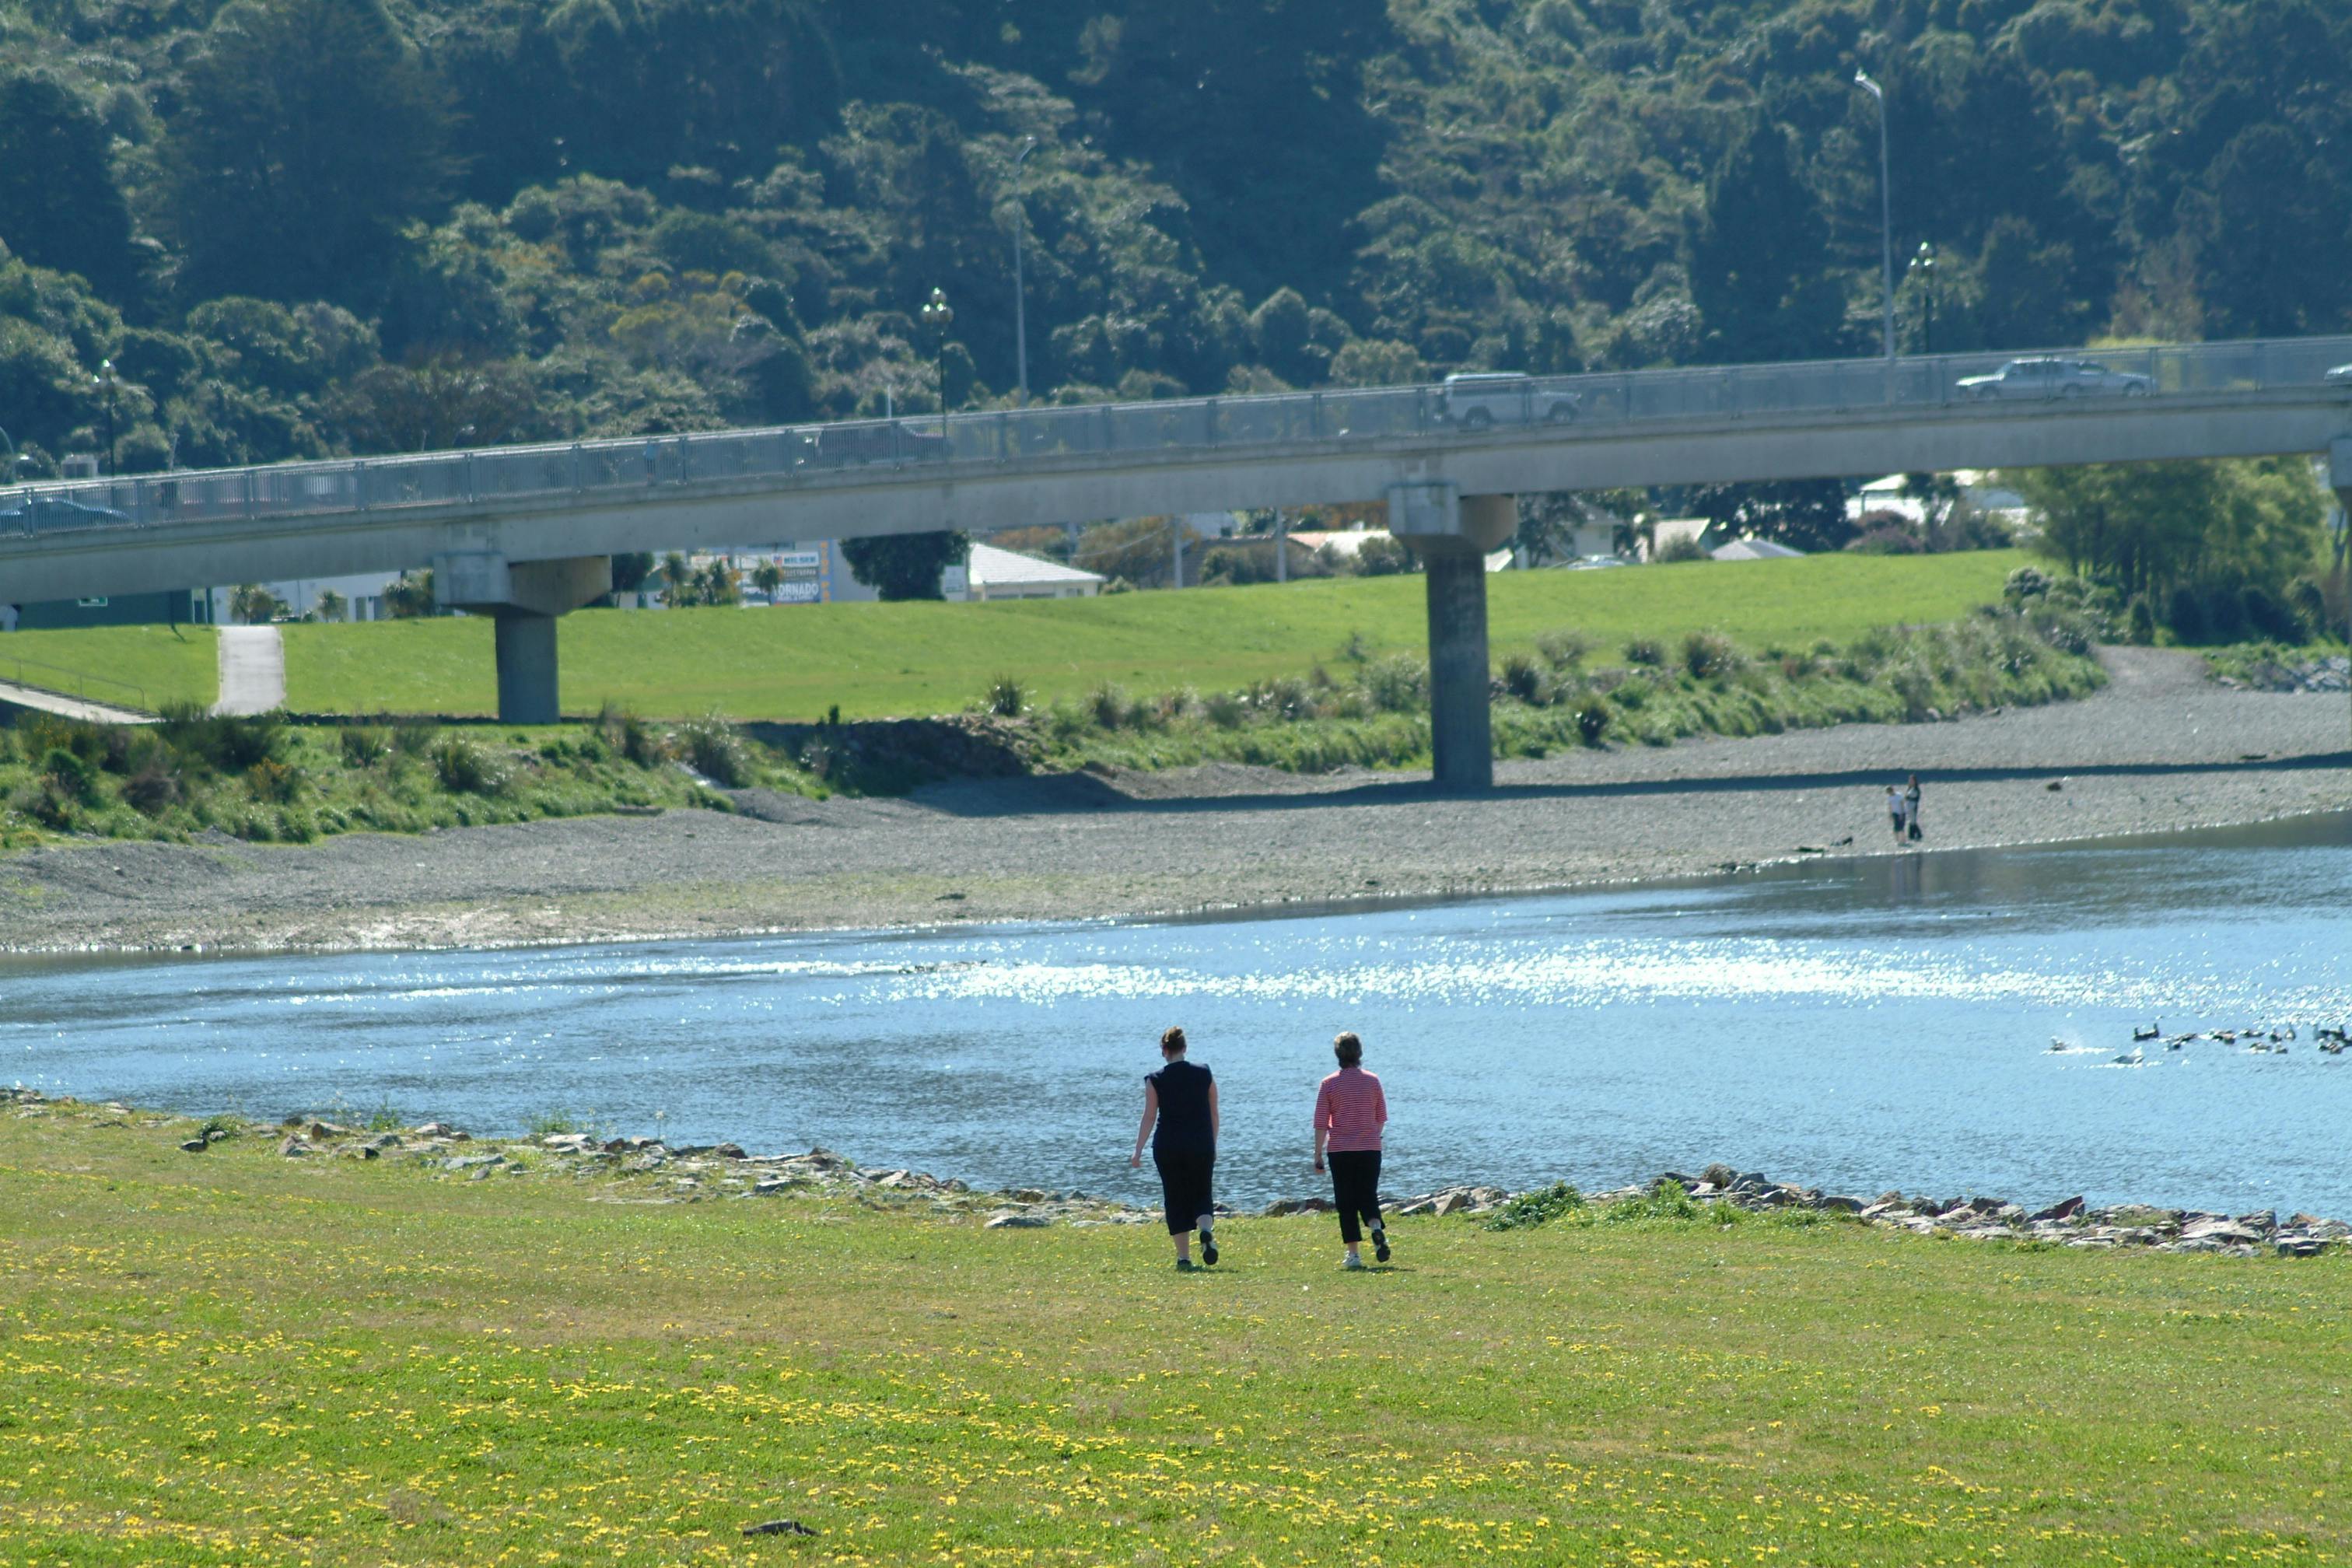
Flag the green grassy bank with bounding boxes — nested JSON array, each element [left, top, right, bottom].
[[0, 624, 217, 711], [1, 1101, 2345, 1566], [277, 551, 2027, 720]]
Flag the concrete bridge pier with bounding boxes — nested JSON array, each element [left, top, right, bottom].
[[2333, 439, 2352, 745], [433, 553, 611, 724], [1388, 484, 1517, 792]]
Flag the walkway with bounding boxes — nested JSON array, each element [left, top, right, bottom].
[[213, 625, 285, 716], [0, 681, 154, 725]]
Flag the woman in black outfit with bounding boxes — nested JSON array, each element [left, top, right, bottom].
[[1130, 1025, 1221, 1270]]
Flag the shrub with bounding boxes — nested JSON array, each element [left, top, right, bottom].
[[1483, 1182, 1584, 1231], [40, 747, 98, 805], [2165, 583, 2207, 642], [1499, 651, 1554, 706], [1362, 655, 1427, 713], [1151, 688, 1198, 725], [2238, 584, 2302, 642], [392, 720, 440, 758], [2125, 593, 2157, 646], [1604, 1180, 1707, 1223], [339, 726, 392, 767], [1251, 676, 1316, 721], [677, 714, 754, 787], [1536, 630, 1591, 668], [608, 712, 663, 767], [245, 758, 301, 803], [1680, 630, 1742, 681], [1653, 535, 1710, 563], [985, 675, 1024, 717], [1087, 681, 1130, 730], [1203, 690, 1248, 729], [2003, 565, 2053, 604], [1573, 696, 1611, 744], [432, 738, 507, 795], [1623, 637, 1665, 667], [121, 759, 182, 816], [2286, 576, 2330, 639]]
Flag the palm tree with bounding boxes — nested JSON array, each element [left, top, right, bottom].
[[660, 551, 693, 607], [314, 589, 348, 623], [751, 562, 785, 601]]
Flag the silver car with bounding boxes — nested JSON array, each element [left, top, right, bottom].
[[1955, 357, 2153, 401], [2324, 363, 2352, 387], [1441, 372, 1580, 429]]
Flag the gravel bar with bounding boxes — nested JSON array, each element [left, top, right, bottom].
[[3, 649, 2346, 954]]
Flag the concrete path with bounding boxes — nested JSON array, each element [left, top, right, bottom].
[[214, 625, 286, 716], [0, 681, 155, 725]]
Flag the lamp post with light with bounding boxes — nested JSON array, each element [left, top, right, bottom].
[[1010, 137, 1037, 404], [919, 286, 955, 426], [1908, 241, 1937, 355], [91, 357, 121, 475], [1853, 71, 1894, 362]]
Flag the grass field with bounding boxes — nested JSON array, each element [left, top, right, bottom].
[[278, 552, 2028, 720], [2, 1101, 2344, 1566], [0, 625, 216, 711]]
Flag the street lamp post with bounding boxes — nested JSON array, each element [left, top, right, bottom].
[[0, 425, 19, 488], [919, 286, 955, 425], [1853, 71, 1894, 362], [1010, 137, 1037, 405], [1908, 241, 1936, 355], [91, 357, 121, 475]]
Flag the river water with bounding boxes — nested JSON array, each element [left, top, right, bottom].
[[8, 814, 2352, 1216]]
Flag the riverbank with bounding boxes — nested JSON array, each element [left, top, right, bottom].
[[4, 1090, 2347, 1566], [1, 648, 2343, 954]]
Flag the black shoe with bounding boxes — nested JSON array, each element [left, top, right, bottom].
[[1372, 1227, 1390, 1265], [1200, 1231, 1218, 1266], [1175, 1258, 1197, 1272]]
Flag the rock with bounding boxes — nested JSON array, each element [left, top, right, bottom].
[[2275, 1237, 2329, 1258], [444, 1153, 506, 1172], [366, 1132, 402, 1151], [2179, 1218, 2262, 1246], [1872, 1190, 1904, 1207], [412, 1122, 467, 1142], [306, 1120, 354, 1140], [2234, 1210, 2277, 1236], [712, 1143, 747, 1160], [1858, 1200, 1909, 1222], [741, 1520, 817, 1538], [984, 1210, 1052, 1229], [1728, 1171, 1770, 1195], [540, 1132, 596, 1154], [1007, 1188, 1048, 1204], [178, 1137, 210, 1153], [1433, 1190, 1472, 1216], [1655, 1171, 1699, 1191], [2029, 1196, 2086, 1223], [1700, 1163, 1738, 1188], [338, 1143, 380, 1160], [1815, 1195, 1865, 1213]]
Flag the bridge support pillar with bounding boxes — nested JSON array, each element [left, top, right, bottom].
[[1388, 485, 1517, 792], [434, 553, 611, 725]]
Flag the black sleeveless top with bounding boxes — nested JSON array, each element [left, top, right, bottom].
[[1147, 1059, 1215, 1153]]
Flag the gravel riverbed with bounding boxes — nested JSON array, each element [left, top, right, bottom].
[[3, 648, 2346, 954]]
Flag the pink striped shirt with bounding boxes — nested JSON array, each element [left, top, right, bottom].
[[1314, 1066, 1387, 1153]]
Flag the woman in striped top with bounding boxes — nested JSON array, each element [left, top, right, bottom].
[[1311, 1031, 1389, 1269]]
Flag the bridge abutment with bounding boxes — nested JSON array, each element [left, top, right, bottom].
[[434, 553, 612, 725], [1389, 485, 1517, 791]]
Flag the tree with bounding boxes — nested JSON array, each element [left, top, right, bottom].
[[382, 571, 436, 618], [1690, 121, 1843, 364], [229, 583, 283, 624], [0, 72, 141, 299], [1688, 480, 1854, 554], [338, 355, 541, 453], [842, 531, 968, 600], [313, 589, 347, 622], [751, 562, 786, 599], [160, 0, 459, 306]]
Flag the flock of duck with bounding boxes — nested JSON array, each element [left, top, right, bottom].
[[2063, 1022, 2352, 1064]]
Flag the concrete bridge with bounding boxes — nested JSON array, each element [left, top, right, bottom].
[[5, 335, 2350, 787]]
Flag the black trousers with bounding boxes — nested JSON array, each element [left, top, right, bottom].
[[1153, 1146, 1215, 1235], [1327, 1149, 1383, 1245]]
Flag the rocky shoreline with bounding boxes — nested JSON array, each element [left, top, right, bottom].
[[19, 1087, 2342, 1261]]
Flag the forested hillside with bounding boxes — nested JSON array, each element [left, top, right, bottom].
[[2, 0, 2347, 478]]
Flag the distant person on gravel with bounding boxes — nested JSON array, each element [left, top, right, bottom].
[[1131, 1026, 1220, 1271], [1904, 774, 1923, 842], [1312, 1031, 1390, 1270], [1887, 784, 1907, 842]]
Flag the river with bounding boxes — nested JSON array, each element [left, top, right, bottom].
[[8, 814, 2351, 1215]]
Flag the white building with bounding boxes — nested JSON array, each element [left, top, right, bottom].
[[963, 541, 1104, 601]]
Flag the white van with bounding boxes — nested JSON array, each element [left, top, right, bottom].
[[1440, 372, 1580, 429]]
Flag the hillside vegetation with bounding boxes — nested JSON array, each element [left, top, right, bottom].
[[3, 0, 2347, 485], [2, 1099, 2347, 1566]]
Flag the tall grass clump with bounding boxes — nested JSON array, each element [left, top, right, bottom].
[[677, 714, 755, 788]]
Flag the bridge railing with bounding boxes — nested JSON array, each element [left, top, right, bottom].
[[5, 335, 2349, 540]]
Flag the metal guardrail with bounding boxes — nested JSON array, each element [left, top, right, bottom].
[[2, 655, 150, 713], [3, 337, 2349, 540]]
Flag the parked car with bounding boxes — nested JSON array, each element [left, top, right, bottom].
[[2324, 363, 2352, 387], [811, 421, 949, 466], [1562, 554, 1626, 570], [1955, 357, 2153, 401], [0, 495, 131, 532], [1440, 372, 1580, 429]]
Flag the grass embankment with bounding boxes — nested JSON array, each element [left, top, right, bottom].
[[0, 625, 216, 711], [278, 552, 2027, 719], [2, 1101, 2347, 1566], [0, 707, 769, 849]]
